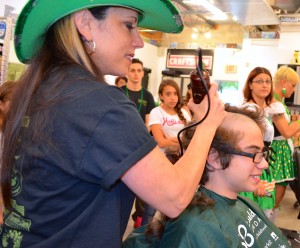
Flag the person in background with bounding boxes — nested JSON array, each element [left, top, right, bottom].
[[121, 58, 156, 228], [266, 65, 300, 219], [240, 67, 276, 220], [148, 79, 191, 152], [141, 79, 192, 226], [0, 1, 226, 247], [115, 76, 127, 87], [123, 105, 291, 248], [121, 58, 156, 130]]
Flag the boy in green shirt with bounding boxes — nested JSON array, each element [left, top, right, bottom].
[[123, 105, 291, 248]]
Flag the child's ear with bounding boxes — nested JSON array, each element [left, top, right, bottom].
[[207, 148, 222, 170]]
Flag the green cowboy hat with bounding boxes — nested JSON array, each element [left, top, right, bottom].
[[14, 0, 184, 63]]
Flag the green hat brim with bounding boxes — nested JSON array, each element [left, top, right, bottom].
[[14, 0, 184, 64]]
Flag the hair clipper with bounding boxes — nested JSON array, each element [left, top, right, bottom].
[[190, 49, 210, 104]]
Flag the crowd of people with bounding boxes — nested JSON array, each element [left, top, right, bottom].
[[0, 0, 299, 247]]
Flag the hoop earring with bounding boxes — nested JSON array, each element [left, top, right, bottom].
[[87, 40, 96, 55], [282, 87, 287, 96]]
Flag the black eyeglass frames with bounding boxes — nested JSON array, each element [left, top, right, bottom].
[[222, 147, 270, 164]]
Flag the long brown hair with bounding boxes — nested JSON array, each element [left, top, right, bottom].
[[1, 7, 109, 209], [243, 67, 273, 106], [0, 80, 18, 130], [158, 79, 188, 124]]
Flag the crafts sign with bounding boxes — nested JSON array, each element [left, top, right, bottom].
[[167, 54, 212, 70]]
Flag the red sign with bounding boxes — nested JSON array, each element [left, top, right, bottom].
[[167, 55, 212, 69]]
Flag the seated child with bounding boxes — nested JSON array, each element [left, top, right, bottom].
[[123, 105, 291, 248]]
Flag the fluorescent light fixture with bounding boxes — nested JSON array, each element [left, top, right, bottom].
[[204, 32, 211, 39], [183, 0, 227, 20], [191, 33, 198, 39], [138, 28, 157, 32]]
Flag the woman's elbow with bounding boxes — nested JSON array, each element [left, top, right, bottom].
[[163, 202, 186, 218], [280, 131, 294, 139], [164, 194, 191, 218]]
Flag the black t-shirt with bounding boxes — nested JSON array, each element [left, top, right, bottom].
[[121, 86, 155, 122], [0, 67, 156, 248]]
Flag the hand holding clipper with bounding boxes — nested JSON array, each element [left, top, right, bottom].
[[190, 48, 211, 104]]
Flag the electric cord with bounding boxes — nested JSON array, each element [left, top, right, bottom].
[[177, 49, 211, 156], [177, 93, 211, 156]]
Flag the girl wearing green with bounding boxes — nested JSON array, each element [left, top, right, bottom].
[[266, 66, 300, 216]]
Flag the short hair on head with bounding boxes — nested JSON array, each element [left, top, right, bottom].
[[273, 66, 300, 88], [131, 58, 143, 67], [115, 76, 128, 85], [243, 67, 273, 106], [181, 104, 266, 184]]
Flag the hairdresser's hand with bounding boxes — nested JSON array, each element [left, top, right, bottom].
[[188, 82, 225, 128]]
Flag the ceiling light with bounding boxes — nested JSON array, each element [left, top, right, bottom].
[[192, 27, 199, 33], [183, 0, 227, 20], [191, 33, 198, 39], [204, 32, 212, 39]]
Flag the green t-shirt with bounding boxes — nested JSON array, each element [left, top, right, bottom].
[[123, 186, 291, 248]]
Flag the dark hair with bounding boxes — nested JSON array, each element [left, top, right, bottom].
[[0, 80, 18, 130], [131, 58, 143, 67], [159, 79, 188, 124], [1, 6, 110, 209], [183, 83, 192, 108], [0, 81, 17, 103], [145, 104, 266, 239], [243, 67, 273, 106], [115, 76, 128, 85]]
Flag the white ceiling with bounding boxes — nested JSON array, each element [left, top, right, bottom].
[[3, 0, 300, 25], [2, 0, 27, 14], [3, 0, 300, 48]]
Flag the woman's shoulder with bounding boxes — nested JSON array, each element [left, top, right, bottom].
[[150, 106, 163, 115], [242, 102, 258, 110], [265, 101, 285, 115]]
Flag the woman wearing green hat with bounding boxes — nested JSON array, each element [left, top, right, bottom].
[[0, 0, 225, 247]]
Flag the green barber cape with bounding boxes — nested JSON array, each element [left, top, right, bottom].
[[123, 186, 291, 248]]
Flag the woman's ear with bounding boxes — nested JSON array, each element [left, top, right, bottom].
[[207, 148, 222, 170], [73, 10, 93, 41], [280, 79, 286, 88]]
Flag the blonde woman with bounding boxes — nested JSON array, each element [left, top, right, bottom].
[[266, 66, 300, 216]]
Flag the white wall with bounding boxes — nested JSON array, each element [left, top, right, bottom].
[[0, 0, 27, 16], [137, 35, 300, 105], [6, 28, 300, 104]]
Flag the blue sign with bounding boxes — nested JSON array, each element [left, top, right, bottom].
[[0, 21, 6, 39]]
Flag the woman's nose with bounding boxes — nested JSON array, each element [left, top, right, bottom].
[[133, 32, 144, 49]]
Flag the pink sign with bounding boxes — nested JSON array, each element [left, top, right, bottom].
[[167, 55, 212, 69]]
